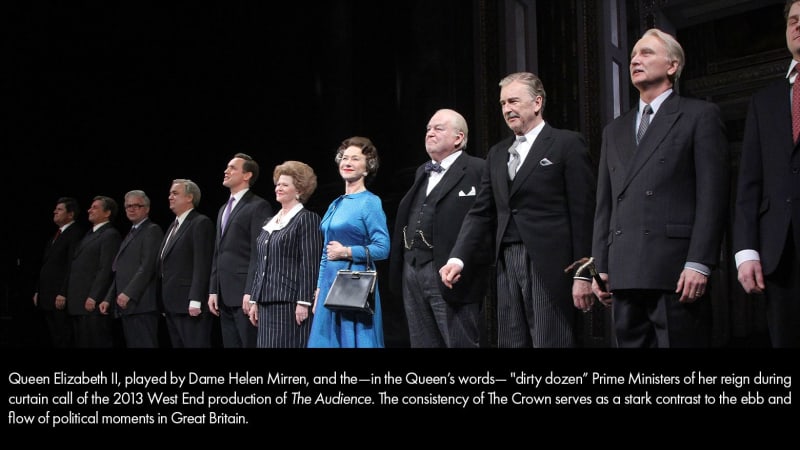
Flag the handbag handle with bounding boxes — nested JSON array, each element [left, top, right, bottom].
[[344, 246, 374, 271], [364, 246, 373, 270]]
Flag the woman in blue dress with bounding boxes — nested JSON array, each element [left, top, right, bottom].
[[308, 136, 390, 348]]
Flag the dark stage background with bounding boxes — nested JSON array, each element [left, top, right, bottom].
[[4, 1, 792, 348], [4, 1, 486, 347]]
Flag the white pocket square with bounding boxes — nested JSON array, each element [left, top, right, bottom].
[[539, 158, 553, 166], [459, 186, 476, 196]]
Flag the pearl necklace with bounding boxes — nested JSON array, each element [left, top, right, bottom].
[[275, 209, 290, 225]]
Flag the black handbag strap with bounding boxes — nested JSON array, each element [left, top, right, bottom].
[[364, 246, 373, 270], [345, 246, 374, 271]]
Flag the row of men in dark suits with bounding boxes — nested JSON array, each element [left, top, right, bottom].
[[421, 22, 799, 348], [33, 152, 272, 348], [34, 19, 800, 349]]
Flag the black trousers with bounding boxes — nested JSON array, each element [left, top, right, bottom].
[[764, 236, 800, 348], [612, 289, 711, 348]]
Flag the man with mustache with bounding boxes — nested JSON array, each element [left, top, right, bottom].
[[440, 72, 596, 347]]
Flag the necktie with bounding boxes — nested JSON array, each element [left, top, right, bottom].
[[121, 226, 137, 247], [637, 104, 652, 145], [112, 227, 136, 272], [424, 161, 444, 174], [221, 196, 235, 233], [508, 136, 525, 180], [793, 72, 800, 144], [53, 228, 61, 243], [161, 219, 179, 258]]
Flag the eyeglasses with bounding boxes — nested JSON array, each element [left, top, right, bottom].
[[125, 204, 145, 210]]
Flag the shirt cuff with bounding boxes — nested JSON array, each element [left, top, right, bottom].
[[446, 257, 464, 268], [189, 300, 202, 309], [297, 301, 312, 306], [734, 249, 760, 269], [684, 262, 710, 276]]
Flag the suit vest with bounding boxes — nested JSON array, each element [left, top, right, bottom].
[[403, 178, 438, 266]]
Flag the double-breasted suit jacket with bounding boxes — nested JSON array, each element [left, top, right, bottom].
[[593, 93, 729, 289]]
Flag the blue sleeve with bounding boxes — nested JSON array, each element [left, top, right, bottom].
[[351, 194, 390, 264]]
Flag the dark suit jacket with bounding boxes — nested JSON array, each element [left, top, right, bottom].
[[209, 190, 272, 307], [390, 152, 490, 304], [451, 124, 596, 294], [734, 77, 800, 275], [106, 218, 164, 316], [593, 93, 729, 290], [36, 222, 86, 311], [159, 210, 215, 314], [249, 208, 323, 304], [66, 223, 121, 316]]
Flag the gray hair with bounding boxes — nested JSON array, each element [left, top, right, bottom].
[[499, 72, 547, 112], [125, 190, 151, 208], [172, 179, 202, 208], [641, 28, 685, 82]]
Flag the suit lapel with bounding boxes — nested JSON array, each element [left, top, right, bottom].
[[221, 191, 249, 239], [622, 94, 681, 192], [613, 109, 638, 164], [429, 153, 466, 203], [510, 124, 552, 196], [117, 219, 146, 256], [75, 224, 104, 256], [163, 211, 193, 258], [775, 80, 796, 155], [493, 136, 514, 200]]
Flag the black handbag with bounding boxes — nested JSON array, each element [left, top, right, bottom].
[[323, 247, 376, 315]]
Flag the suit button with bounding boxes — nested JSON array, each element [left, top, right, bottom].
[[659, 158, 665, 164], [793, 168, 799, 174], [611, 167, 616, 172], [617, 195, 624, 202], [511, 209, 518, 214], [615, 230, 622, 236], [645, 190, 654, 196], [644, 230, 650, 235]]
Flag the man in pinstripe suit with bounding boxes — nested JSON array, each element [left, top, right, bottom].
[[440, 72, 596, 347]]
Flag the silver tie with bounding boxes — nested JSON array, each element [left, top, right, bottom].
[[636, 104, 652, 145], [508, 136, 525, 180]]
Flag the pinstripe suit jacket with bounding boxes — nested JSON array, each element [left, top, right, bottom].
[[249, 208, 323, 304], [209, 190, 272, 307]]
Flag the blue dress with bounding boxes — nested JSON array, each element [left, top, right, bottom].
[[308, 191, 390, 348]]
